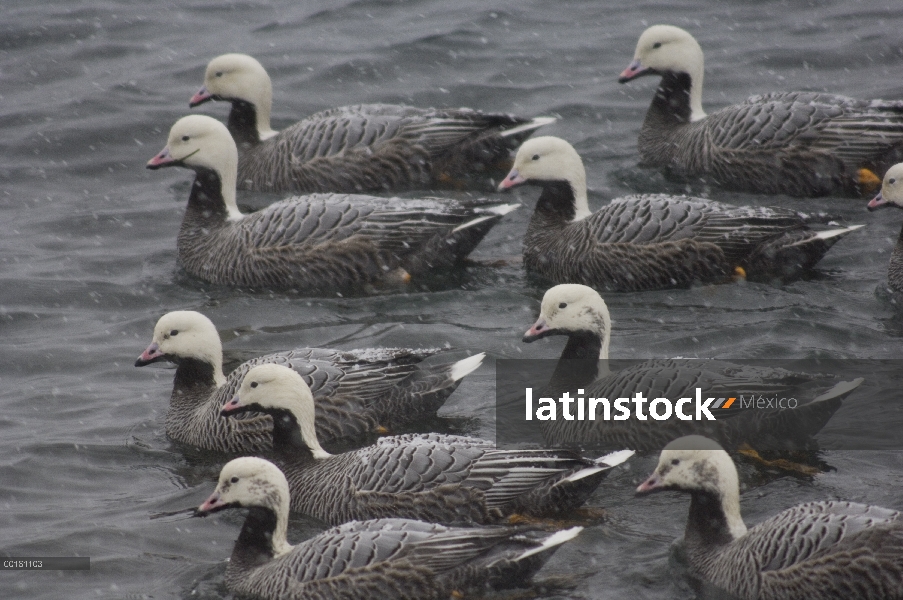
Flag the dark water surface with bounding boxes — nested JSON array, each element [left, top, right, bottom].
[[3, 0, 903, 598]]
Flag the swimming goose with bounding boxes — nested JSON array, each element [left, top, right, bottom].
[[134, 310, 483, 453], [637, 436, 903, 599], [147, 115, 517, 291], [867, 163, 903, 294], [196, 457, 583, 599], [500, 136, 861, 291], [618, 25, 903, 197], [523, 284, 863, 456], [189, 53, 555, 193], [221, 363, 634, 525]]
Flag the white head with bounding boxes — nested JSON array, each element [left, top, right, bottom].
[[146, 115, 242, 220], [868, 163, 903, 211], [636, 435, 747, 539], [198, 456, 293, 556], [499, 137, 590, 221], [225, 364, 331, 459], [190, 53, 277, 140], [523, 284, 611, 359], [135, 310, 226, 386], [619, 25, 707, 121]]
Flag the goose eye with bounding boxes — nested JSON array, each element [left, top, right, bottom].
[[230, 476, 239, 483], [250, 381, 258, 389], [652, 42, 662, 49], [531, 154, 540, 161], [671, 458, 680, 466], [181, 135, 190, 142], [558, 302, 567, 309], [215, 72, 223, 77], [169, 330, 178, 336]]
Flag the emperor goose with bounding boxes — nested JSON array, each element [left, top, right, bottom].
[[867, 163, 903, 294], [522, 284, 862, 456], [196, 457, 582, 599], [147, 115, 517, 291], [637, 436, 903, 599], [618, 25, 903, 197], [135, 310, 483, 453], [221, 363, 633, 525], [500, 136, 861, 291], [189, 53, 555, 193]]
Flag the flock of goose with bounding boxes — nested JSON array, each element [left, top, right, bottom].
[[137, 24, 903, 600]]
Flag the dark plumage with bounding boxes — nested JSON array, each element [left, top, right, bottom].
[[189, 54, 555, 193], [134, 310, 483, 453], [146, 115, 516, 291], [619, 25, 903, 197], [221, 364, 633, 525], [500, 136, 861, 291], [196, 457, 583, 600], [637, 436, 903, 599], [523, 284, 863, 454]]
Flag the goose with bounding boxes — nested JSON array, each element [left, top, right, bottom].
[[618, 25, 903, 197], [134, 310, 483, 453], [146, 115, 517, 291], [521, 284, 863, 459], [220, 363, 634, 525], [196, 456, 583, 600], [867, 163, 903, 294], [189, 53, 555, 193], [499, 136, 862, 291], [636, 436, 903, 599]]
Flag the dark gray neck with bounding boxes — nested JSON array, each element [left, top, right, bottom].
[[267, 409, 317, 464], [533, 181, 578, 224], [171, 357, 217, 403], [548, 332, 602, 391], [686, 490, 734, 550], [561, 331, 602, 360], [228, 100, 262, 147], [645, 71, 694, 127], [228, 506, 277, 577], [186, 168, 229, 222]]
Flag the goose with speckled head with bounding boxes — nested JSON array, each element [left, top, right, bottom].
[[194, 456, 584, 600], [147, 115, 517, 292], [499, 136, 862, 291], [619, 25, 903, 197], [189, 53, 555, 193], [636, 436, 903, 599]]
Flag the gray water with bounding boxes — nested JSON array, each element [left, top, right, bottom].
[[3, 0, 903, 598]]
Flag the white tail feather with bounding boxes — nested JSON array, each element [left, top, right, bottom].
[[485, 203, 520, 216], [558, 465, 604, 484], [789, 224, 864, 246], [594, 449, 635, 468], [449, 352, 485, 381], [450, 204, 518, 232], [500, 116, 557, 138], [812, 378, 864, 403], [516, 526, 583, 561]]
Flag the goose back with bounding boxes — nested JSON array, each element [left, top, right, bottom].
[[524, 192, 854, 291]]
